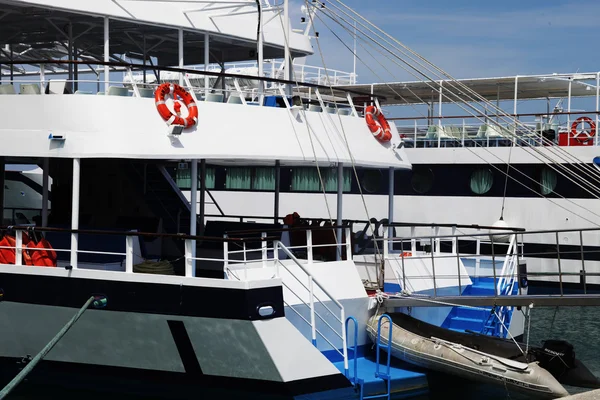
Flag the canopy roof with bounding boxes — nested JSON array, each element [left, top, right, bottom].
[[336, 73, 600, 106], [0, 0, 312, 70]]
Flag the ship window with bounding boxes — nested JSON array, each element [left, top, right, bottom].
[[470, 169, 493, 195], [226, 168, 252, 190], [176, 166, 215, 189], [225, 167, 275, 191], [200, 168, 216, 190], [291, 168, 350, 192], [411, 168, 434, 194], [540, 168, 557, 195], [361, 170, 382, 193], [253, 168, 276, 191]]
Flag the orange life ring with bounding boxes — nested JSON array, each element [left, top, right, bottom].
[[154, 83, 198, 128], [570, 117, 596, 143], [365, 105, 392, 142]]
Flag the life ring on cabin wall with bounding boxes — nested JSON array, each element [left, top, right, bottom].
[[154, 83, 198, 128], [570, 117, 596, 143], [364, 105, 392, 142]]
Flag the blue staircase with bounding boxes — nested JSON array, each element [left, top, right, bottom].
[[441, 278, 495, 333]]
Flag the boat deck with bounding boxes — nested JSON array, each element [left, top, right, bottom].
[[333, 357, 429, 399]]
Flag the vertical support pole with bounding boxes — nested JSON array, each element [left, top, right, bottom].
[[39, 160, 48, 221], [400, 240, 406, 291], [430, 237, 437, 297], [580, 230, 587, 294], [336, 163, 343, 261], [178, 28, 184, 86], [596, 73, 600, 146], [10, 45, 13, 84], [410, 226, 416, 253], [556, 232, 563, 296], [456, 245, 462, 295], [199, 160, 206, 235], [383, 228, 389, 259], [435, 226, 440, 255], [70, 158, 80, 269], [283, 0, 292, 96], [204, 32, 210, 97], [309, 276, 317, 346], [185, 239, 193, 277], [0, 157, 4, 225], [257, 1, 264, 103], [567, 79, 572, 138], [513, 76, 518, 145], [437, 80, 443, 148], [15, 229, 22, 266], [451, 226, 457, 254], [274, 160, 280, 224], [125, 235, 133, 273], [143, 34, 147, 84], [491, 234, 497, 296], [190, 159, 198, 276], [104, 17, 110, 94], [68, 22, 73, 92], [388, 167, 394, 243]]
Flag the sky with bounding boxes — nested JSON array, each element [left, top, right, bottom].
[[299, 0, 600, 82]]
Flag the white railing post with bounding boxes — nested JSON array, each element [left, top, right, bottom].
[[125, 235, 134, 273], [128, 68, 140, 98], [341, 306, 348, 374], [273, 241, 280, 278], [475, 229, 481, 278], [345, 227, 352, 260], [411, 226, 416, 253], [223, 235, 229, 274], [451, 226, 457, 254], [261, 232, 267, 268], [185, 239, 193, 277], [15, 230, 22, 266], [40, 64, 45, 96], [383, 227, 389, 258], [307, 230, 313, 264], [435, 226, 441, 255], [309, 275, 317, 346]]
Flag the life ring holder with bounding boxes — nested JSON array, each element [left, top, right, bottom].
[[365, 105, 392, 142], [154, 83, 198, 128], [570, 116, 596, 143]]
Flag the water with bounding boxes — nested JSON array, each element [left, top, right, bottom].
[[5, 307, 600, 399]]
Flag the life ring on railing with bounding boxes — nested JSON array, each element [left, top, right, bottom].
[[570, 117, 596, 143], [364, 105, 392, 142], [154, 83, 198, 128]]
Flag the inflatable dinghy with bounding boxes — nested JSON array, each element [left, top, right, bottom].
[[382, 312, 600, 389], [367, 314, 569, 399]]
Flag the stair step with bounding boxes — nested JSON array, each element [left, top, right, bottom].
[[448, 316, 485, 332], [453, 307, 489, 319]]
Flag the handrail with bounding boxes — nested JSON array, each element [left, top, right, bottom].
[[0, 225, 278, 243], [385, 221, 525, 232], [274, 240, 348, 373], [389, 110, 600, 122], [0, 59, 380, 100]]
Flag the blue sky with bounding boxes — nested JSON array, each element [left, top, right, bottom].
[[300, 0, 600, 82]]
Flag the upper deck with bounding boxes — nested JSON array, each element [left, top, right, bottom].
[[337, 73, 600, 158]]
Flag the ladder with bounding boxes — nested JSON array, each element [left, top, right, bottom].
[[359, 314, 392, 400]]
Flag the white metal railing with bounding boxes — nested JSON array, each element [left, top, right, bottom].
[[4, 71, 359, 118]]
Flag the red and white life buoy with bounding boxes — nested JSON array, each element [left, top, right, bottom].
[[570, 116, 596, 143], [365, 105, 392, 142], [154, 83, 198, 128]]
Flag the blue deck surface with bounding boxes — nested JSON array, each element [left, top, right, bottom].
[[333, 356, 429, 399]]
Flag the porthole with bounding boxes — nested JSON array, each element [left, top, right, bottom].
[[470, 169, 493, 195], [539, 168, 557, 195], [411, 168, 434, 194], [361, 170, 382, 194]]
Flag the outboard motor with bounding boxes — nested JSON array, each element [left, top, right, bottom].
[[533, 340, 600, 388]]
